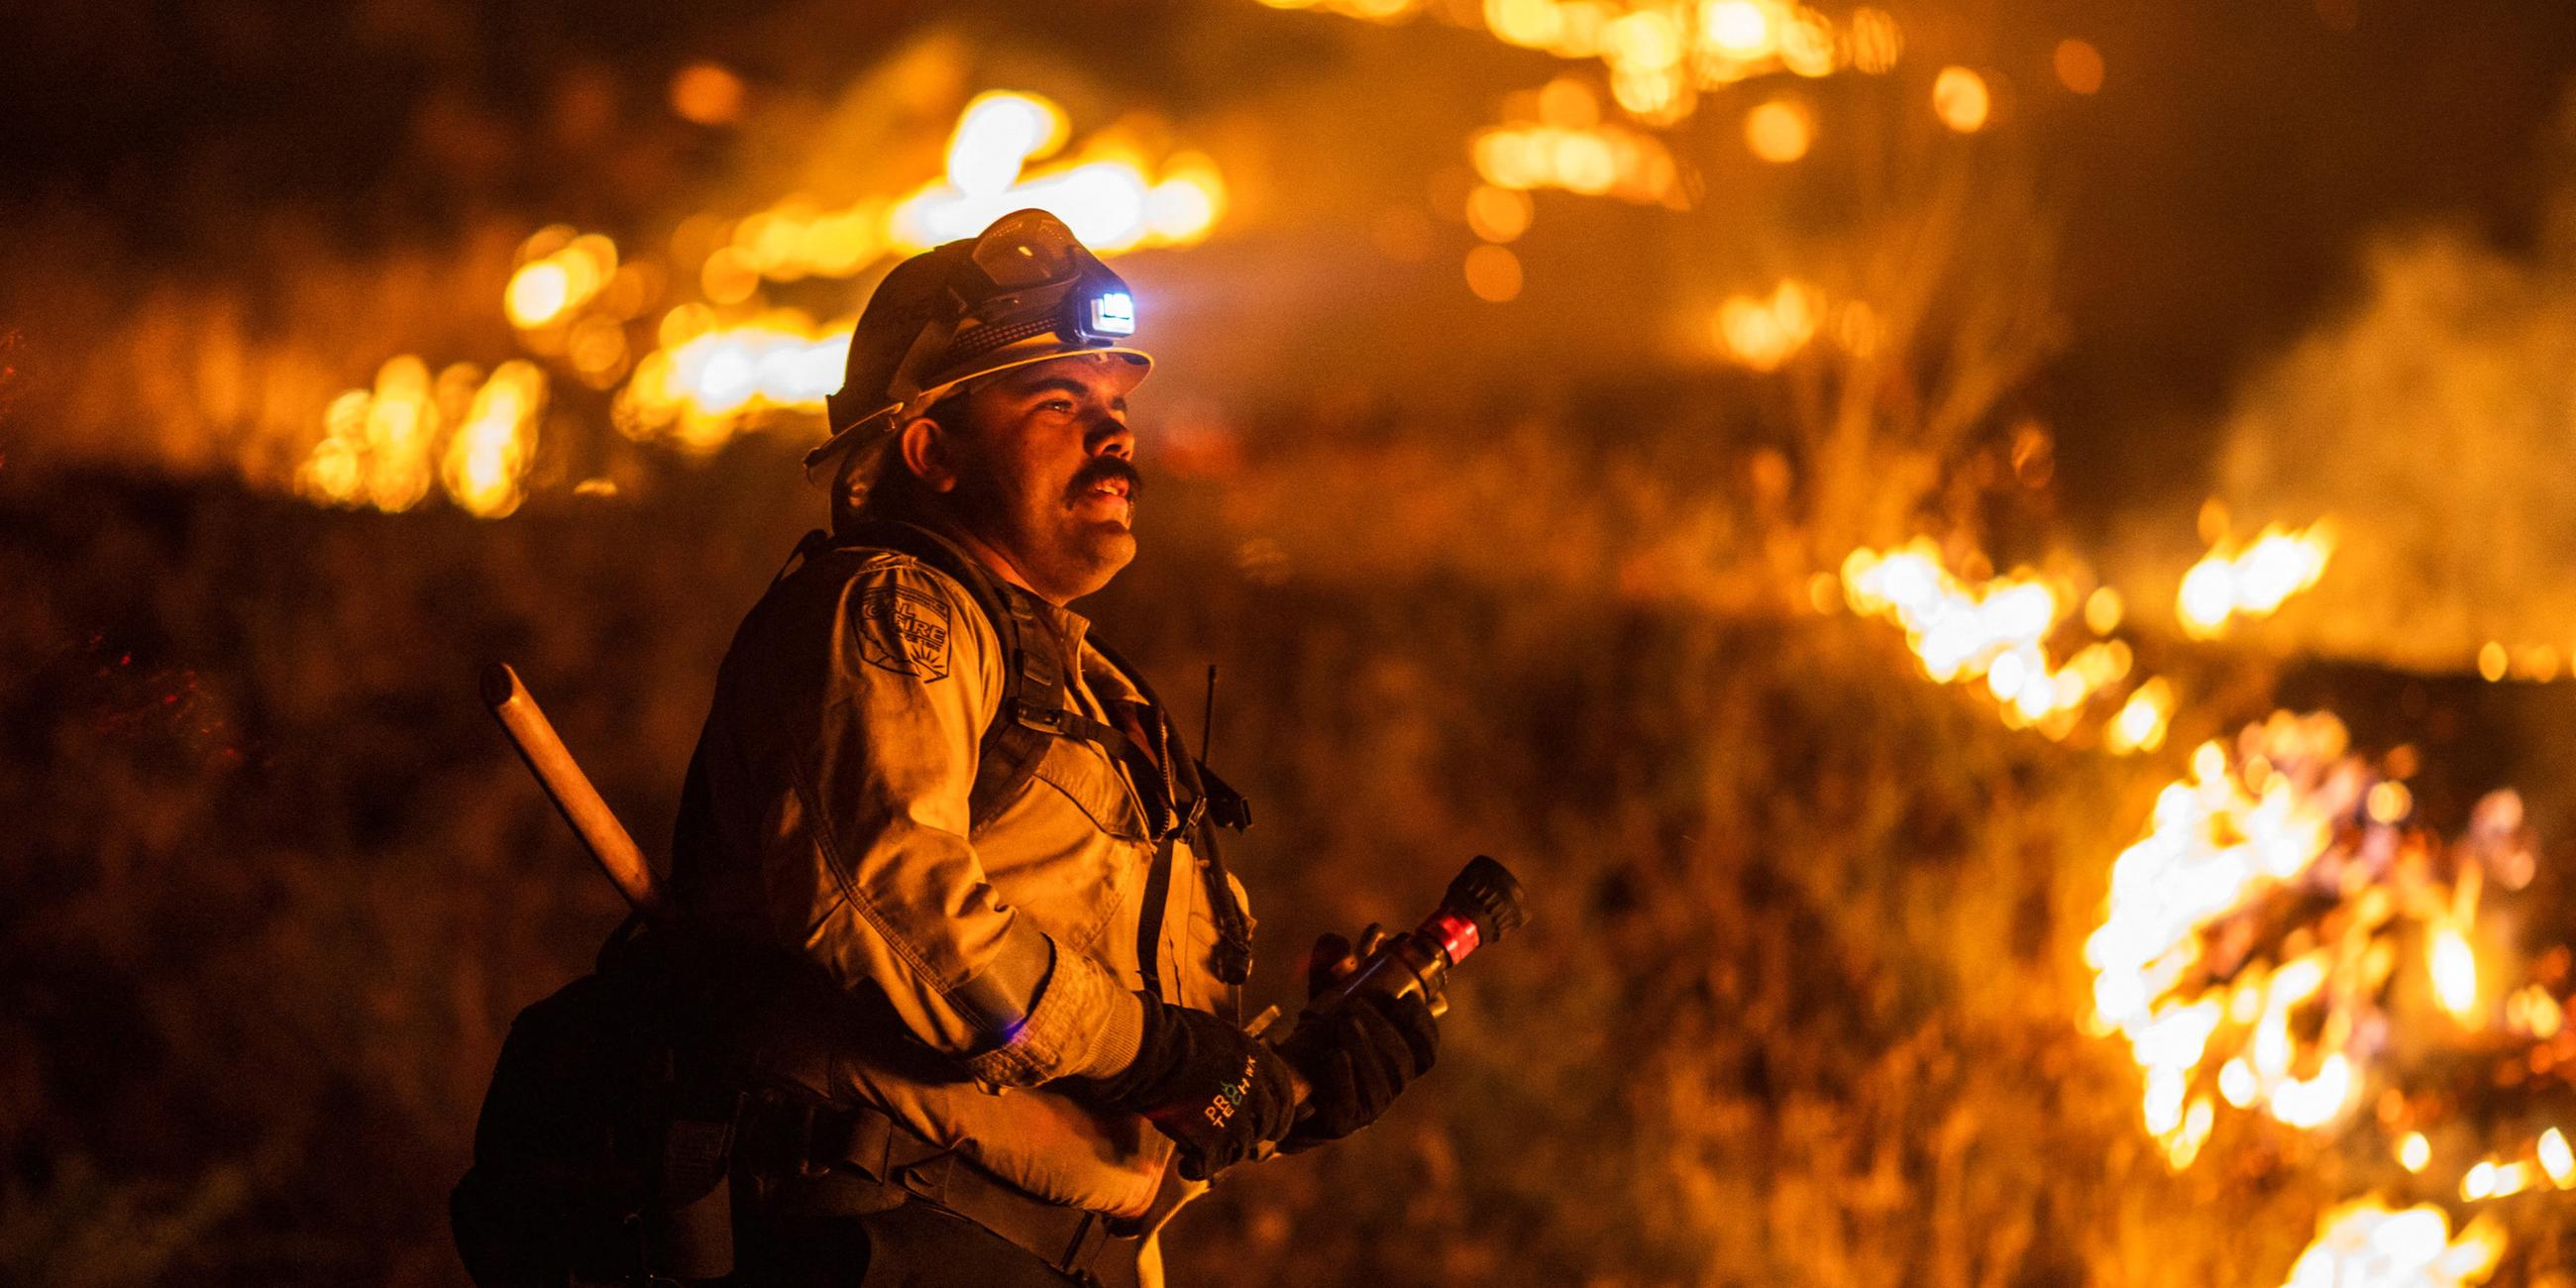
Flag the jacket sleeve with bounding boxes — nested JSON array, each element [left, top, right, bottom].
[[778, 559, 1142, 1088]]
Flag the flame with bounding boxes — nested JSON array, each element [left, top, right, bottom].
[[297, 357, 546, 518], [1470, 120, 1686, 205], [888, 94, 1224, 256], [2106, 677, 2175, 755], [2280, 1198, 2504, 1288], [2178, 520, 2335, 638], [440, 361, 546, 519], [1466, 0, 1895, 126], [504, 228, 620, 331], [2539, 1127, 2575, 1188], [2082, 699, 2576, 1207], [1716, 280, 1820, 370], [721, 93, 1224, 285], [2086, 714, 2372, 1157], [2428, 922, 2479, 1021], [2506, 984, 2562, 1039], [616, 308, 850, 452], [597, 89, 1226, 458], [1839, 540, 2152, 744], [2399, 1131, 2431, 1173]]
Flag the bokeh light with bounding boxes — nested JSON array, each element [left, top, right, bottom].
[[1463, 244, 1525, 302], [1933, 65, 1992, 133], [2054, 39, 2105, 95], [1464, 183, 1535, 242], [669, 61, 748, 126], [1743, 97, 1814, 163]]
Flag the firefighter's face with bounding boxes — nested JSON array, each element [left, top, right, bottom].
[[924, 355, 1140, 604]]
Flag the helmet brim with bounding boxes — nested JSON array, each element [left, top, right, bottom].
[[803, 343, 1150, 485]]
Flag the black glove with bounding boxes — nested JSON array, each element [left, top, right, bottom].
[[1274, 933, 1440, 1153], [1085, 994, 1296, 1181]]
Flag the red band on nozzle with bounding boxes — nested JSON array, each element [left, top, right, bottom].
[[1424, 911, 1482, 965]]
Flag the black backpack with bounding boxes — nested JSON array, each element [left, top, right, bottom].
[[451, 925, 741, 1287]]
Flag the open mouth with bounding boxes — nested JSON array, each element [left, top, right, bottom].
[[1069, 460, 1141, 511]]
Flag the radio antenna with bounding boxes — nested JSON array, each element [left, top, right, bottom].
[[1201, 664, 1219, 759]]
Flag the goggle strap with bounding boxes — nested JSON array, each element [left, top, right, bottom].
[[885, 318, 958, 406], [942, 314, 1064, 368]]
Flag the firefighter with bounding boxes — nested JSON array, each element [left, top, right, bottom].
[[668, 209, 1440, 1287]]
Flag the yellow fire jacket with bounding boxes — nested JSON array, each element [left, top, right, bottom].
[[671, 541, 1247, 1220]]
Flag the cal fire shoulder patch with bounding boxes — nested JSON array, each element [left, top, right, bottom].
[[856, 583, 953, 682]]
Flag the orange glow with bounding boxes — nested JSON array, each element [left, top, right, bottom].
[[2477, 641, 2509, 682], [1932, 66, 1991, 133], [2105, 677, 2173, 755], [1470, 122, 1685, 206], [1260, 0, 1423, 15], [1449, 0, 1887, 127], [2365, 781, 2412, 825], [1716, 279, 1818, 370], [298, 357, 546, 518], [669, 62, 748, 126], [2053, 39, 2105, 95], [2084, 586, 2125, 635], [1776, 8, 1835, 77], [1606, 10, 1683, 71], [1743, 98, 1813, 163], [1464, 183, 1535, 243], [2078, 703, 2566, 1189], [1536, 76, 1600, 129], [1848, 8, 1903, 73], [2087, 715, 2358, 1156], [1463, 244, 1525, 302], [505, 228, 619, 331], [1699, 1, 1772, 57], [2507, 984, 2563, 1039]]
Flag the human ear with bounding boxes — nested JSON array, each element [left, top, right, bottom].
[[897, 415, 960, 493]]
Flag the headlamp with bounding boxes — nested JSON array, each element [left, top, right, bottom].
[[890, 209, 1146, 406], [1088, 290, 1136, 337]]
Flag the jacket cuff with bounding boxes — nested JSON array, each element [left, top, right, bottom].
[[1067, 987, 1145, 1080], [961, 943, 1143, 1087]]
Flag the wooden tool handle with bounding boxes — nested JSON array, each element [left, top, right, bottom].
[[482, 663, 668, 921]]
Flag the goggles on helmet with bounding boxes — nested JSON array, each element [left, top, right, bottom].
[[885, 209, 1141, 409]]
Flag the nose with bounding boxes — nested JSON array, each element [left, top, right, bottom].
[[1086, 412, 1133, 460]]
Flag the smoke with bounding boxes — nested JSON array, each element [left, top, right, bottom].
[[2213, 136, 2576, 673]]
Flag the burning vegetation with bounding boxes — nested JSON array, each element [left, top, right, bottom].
[[7, 3, 2576, 1286]]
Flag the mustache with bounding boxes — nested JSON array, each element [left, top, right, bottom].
[[1068, 456, 1143, 504]]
